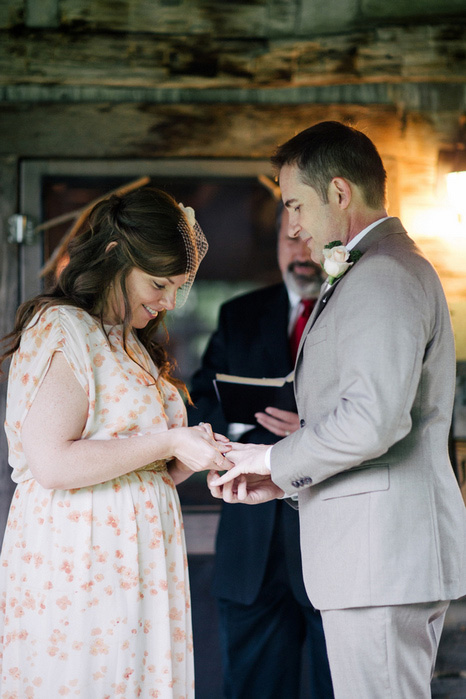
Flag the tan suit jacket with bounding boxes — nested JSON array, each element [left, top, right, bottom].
[[271, 217, 466, 610]]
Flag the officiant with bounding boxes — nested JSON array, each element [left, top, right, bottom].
[[187, 207, 333, 699]]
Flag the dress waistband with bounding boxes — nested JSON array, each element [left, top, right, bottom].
[[137, 459, 168, 473]]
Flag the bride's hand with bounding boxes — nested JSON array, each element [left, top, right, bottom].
[[194, 421, 231, 447], [169, 425, 232, 474]]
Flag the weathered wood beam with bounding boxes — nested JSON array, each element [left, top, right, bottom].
[[1, 24, 466, 90], [59, 0, 285, 38], [0, 102, 425, 160], [12, 0, 466, 40], [1, 82, 465, 114]]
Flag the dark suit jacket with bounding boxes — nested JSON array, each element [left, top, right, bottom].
[[188, 283, 311, 606]]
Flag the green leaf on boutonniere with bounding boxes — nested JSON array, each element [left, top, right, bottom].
[[349, 249, 362, 263], [324, 240, 343, 250]]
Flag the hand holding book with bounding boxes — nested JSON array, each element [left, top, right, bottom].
[[213, 371, 296, 426], [254, 406, 300, 438]]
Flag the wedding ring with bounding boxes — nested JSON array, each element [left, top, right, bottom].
[[285, 430, 290, 436], [198, 422, 205, 425]]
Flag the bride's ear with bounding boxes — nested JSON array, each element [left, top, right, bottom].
[[105, 241, 118, 254]]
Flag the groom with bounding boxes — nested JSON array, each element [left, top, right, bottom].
[[209, 121, 466, 698]]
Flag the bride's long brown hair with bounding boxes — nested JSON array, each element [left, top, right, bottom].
[[0, 186, 190, 397]]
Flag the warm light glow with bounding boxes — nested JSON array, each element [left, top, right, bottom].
[[404, 205, 465, 241], [446, 171, 466, 223]]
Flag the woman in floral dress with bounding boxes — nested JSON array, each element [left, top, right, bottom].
[[0, 187, 229, 698]]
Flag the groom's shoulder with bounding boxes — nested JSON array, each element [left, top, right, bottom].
[[375, 224, 433, 273], [352, 224, 442, 299]]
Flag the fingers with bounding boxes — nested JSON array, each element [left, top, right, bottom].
[[192, 424, 234, 469], [207, 469, 241, 503], [255, 408, 300, 438], [209, 465, 242, 486], [228, 442, 248, 452], [208, 469, 283, 505], [213, 432, 231, 446], [264, 407, 297, 420], [222, 475, 271, 504], [213, 452, 226, 469], [211, 451, 235, 471], [197, 421, 214, 437], [236, 475, 249, 502], [208, 473, 248, 504], [197, 424, 232, 453], [207, 469, 224, 499], [221, 478, 242, 504], [255, 413, 288, 437]]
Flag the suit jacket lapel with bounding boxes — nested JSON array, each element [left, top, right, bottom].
[[311, 278, 341, 327], [294, 217, 405, 363]]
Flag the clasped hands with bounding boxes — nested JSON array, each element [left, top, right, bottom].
[[190, 422, 283, 504], [207, 442, 284, 505], [193, 408, 299, 504]]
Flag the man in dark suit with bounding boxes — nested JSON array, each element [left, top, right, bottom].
[[188, 209, 333, 699]]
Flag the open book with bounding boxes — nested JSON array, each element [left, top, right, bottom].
[[213, 371, 296, 425]]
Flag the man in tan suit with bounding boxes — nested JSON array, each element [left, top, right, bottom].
[[209, 121, 466, 698]]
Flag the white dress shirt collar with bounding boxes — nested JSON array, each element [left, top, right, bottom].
[[286, 286, 301, 311], [346, 216, 392, 251]]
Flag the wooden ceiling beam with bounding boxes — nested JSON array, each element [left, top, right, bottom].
[[1, 24, 466, 91]]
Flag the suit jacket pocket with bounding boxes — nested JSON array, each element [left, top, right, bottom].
[[318, 464, 390, 500]]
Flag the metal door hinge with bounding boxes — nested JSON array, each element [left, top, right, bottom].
[[7, 214, 37, 245]]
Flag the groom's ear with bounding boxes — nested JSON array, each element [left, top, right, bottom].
[[329, 177, 352, 210]]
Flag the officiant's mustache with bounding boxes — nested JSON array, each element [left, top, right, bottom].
[[288, 260, 322, 278]]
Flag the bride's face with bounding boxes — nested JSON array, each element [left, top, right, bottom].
[[104, 268, 187, 328]]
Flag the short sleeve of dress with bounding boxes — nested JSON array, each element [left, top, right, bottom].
[[5, 306, 94, 481]]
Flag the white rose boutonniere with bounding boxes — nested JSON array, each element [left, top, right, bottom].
[[322, 241, 362, 285], [178, 202, 196, 228]]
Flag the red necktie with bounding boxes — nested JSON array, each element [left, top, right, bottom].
[[290, 299, 315, 362]]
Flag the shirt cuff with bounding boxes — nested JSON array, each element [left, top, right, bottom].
[[278, 492, 299, 501], [265, 446, 272, 471]]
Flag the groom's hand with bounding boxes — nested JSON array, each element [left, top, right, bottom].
[[209, 442, 270, 483], [207, 470, 284, 505], [207, 443, 284, 504]]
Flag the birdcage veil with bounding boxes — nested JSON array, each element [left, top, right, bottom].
[[176, 203, 209, 307]]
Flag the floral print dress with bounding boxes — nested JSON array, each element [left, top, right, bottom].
[[0, 306, 194, 698]]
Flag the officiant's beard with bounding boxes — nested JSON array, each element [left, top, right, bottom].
[[285, 266, 323, 300]]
